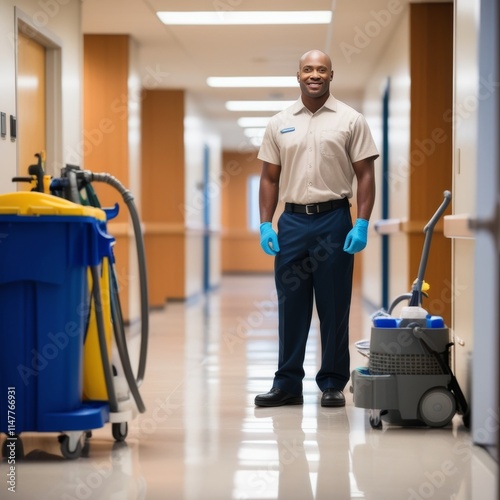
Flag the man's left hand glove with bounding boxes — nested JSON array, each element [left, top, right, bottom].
[[343, 218, 369, 254], [259, 222, 280, 256]]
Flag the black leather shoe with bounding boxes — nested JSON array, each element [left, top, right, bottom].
[[255, 388, 303, 407], [321, 388, 345, 407]]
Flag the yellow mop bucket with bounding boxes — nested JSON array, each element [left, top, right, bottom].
[[83, 256, 113, 401]]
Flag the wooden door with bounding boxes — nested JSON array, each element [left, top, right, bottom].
[[17, 31, 46, 184]]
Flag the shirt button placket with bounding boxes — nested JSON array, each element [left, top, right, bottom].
[[306, 122, 314, 200]]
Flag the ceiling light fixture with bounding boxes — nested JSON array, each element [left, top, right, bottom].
[[226, 101, 295, 112], [207, 76, 298, 88], [157, 11, 332, 25]]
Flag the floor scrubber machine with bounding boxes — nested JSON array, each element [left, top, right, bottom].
[[0, 153, 149, 459], [350, 191, 469, 429]]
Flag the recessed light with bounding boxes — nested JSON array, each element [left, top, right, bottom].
[[157, 11, 332, 25]]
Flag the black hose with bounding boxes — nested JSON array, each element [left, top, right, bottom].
[[91, 265, 118, 414]]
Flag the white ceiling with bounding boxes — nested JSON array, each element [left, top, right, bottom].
[[81, 0, 433, 150]]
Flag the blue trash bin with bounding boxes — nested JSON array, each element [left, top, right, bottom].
[[0, 192, 113, 438]]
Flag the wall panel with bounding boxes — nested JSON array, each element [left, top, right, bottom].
[[83, 34, 133, 320], [141, 89, 186, 304], [409, 3, 453, 325], [221, 150, 274, 273]]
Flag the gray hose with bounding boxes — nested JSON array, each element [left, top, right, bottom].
[[66, 169, 81, 204], [90, 172, 149, 388], [109, 270, 146, 413]]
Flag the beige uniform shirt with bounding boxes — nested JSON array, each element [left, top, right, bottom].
[[258, 94, 379, 204]]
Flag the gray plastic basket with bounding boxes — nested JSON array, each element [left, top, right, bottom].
[[368, 327, 450, 376]]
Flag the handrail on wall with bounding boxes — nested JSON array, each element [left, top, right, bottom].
[[374, 215, 476, 239], [443, 214, 475, 239], [374, 218, 406, 235]]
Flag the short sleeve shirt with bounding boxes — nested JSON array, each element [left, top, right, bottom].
[[257, 94, 379, 204]]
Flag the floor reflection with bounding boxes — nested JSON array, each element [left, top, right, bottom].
[[0, 275, 497, 499]]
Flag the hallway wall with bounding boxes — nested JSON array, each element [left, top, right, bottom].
[[362, 6, 411, 311], [184, 94, 222, 295], [83, 34, 143, 322]]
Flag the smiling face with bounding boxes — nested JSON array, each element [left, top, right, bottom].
[[297, 50, 333, 109]]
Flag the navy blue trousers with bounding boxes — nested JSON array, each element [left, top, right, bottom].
[[273, 206, 354, 395]]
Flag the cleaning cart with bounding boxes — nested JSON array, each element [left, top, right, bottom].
[[0, 154, 149, 458], [350, 191, 469, 429]]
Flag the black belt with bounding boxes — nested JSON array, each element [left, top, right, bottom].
[[285, 198, 349, 215]]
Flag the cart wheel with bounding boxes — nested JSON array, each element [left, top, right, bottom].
[[2, 435, 24, 459], [112, 422, 128, 442], [58, 434, 83, 460], [418, 387, 456, 427], [368, 409, 383, 429]]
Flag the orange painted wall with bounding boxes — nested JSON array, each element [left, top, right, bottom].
[[83, 34, 132, 319]]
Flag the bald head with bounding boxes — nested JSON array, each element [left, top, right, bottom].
[[299, 50, 332, 72], [296, 50, 333, 111]]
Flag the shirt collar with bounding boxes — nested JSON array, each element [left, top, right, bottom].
[[291, 93, 337, 115]]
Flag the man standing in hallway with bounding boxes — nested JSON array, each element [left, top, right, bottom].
[[255, 49, 378, 408]]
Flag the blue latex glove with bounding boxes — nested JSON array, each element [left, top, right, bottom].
[[343, 218, 369, 254], [259, 222, 280, 256]]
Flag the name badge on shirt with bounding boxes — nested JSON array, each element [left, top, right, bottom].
[[280, 127, 295, 134]]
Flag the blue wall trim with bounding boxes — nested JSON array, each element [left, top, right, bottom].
[[381, 78, 390, 310]]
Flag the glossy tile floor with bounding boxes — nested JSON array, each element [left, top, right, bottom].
[[4, 274, 498, 499]]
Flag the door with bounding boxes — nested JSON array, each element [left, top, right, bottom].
[[17, 31, 46, 184]]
